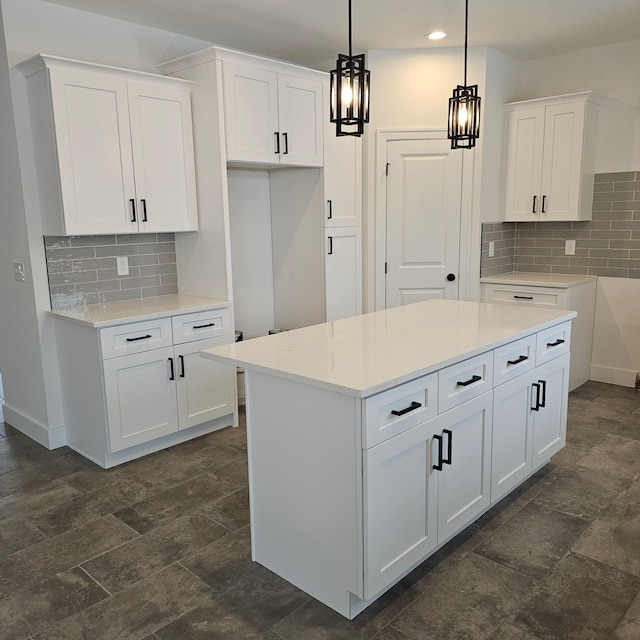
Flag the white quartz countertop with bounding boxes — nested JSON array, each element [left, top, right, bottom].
[[48, 294, 230, 328], [480, 272, 597, 288], [202, 299, 576, 398]]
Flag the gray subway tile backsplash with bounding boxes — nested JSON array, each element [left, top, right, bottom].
[[480, 171, 640, 279], [45, 233, 178, 309]]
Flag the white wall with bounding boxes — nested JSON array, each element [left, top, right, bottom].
[[0, 0, 212, 444]]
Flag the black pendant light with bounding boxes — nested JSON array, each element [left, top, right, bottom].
[[447, 0, 481, 149], [330, 0, 370, 137]]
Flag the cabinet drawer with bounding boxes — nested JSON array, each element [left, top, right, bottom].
[[482, 284, 568, 309], [438, 352, 493, 413], [363, 373, 438, 449], [536, 322, 571, 365], [172, 308, 232, 344], [100, 317, 173, 359], [493, 335, 536, 386]]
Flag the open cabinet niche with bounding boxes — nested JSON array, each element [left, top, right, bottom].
[[228, 166, 325, 340]]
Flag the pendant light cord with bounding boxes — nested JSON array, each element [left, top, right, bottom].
[[348, 0, 353, 58], [464, 0, 468, 86]]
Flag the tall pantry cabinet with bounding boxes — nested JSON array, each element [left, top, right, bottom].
[[159, 47, 362, 334]]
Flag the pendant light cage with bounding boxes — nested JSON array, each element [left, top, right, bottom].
[[330, 0, 370, 137], [447, 0, 481, 149]]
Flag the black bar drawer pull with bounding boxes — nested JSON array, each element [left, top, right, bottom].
[[193, 323, 216, 329], [141, 198, 148, 222], [531, 382, 540, 411], [274, 132, 280, 154], [514, 295, 533, 300], [443, 429, 453, 465], [327, 200, 333, 220], [283, 132, 289, 154], [126, 334, 151, 342], [507, 355, 528, 366], [169, 357, 175, 381], [433, 434, 443, 471], [179, 355, 185, 378], [542, 194, 547, 213], [391, 401, 422, 417], [547, 338, 565, 347], [130, 198, 137, 222], [532, 195, 537, 213], [456, 374, 482, 387], [328, 236, 333, 255]]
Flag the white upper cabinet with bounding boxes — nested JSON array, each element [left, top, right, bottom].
[[504, 92, 602, 222], [223, 61, 323, 167], [18, 55, 198, 235]]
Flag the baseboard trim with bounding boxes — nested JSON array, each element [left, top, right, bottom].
[[590, 364, 637, 388], [2, 404, 67, 449]]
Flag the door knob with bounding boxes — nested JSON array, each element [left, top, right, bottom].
[[447, 273, 456, 282]]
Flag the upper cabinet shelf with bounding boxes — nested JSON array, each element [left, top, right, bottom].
[[222, 61, 323, 167], [17, 55, 199, 235], [503, 92, 603, 222]]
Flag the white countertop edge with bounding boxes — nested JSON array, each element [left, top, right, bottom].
[[202, 308, 577, 398], [480, 272, 597, 288], [48, 294, 231, 328]]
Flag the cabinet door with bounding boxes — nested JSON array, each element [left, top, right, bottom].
[[103, 346, 178, 452], [531, 353, 569, 468], [324, 227, 362, 322], [363, 419, 439, 599], [175, 337, 237, 430], [49, 67, 137, 235], [437, 393, 493, 543], [323, 128, 361, 227], [127, 82, 199, 232], [277, 74, 323, 167], [223, 62, 280, 164], [540, 102, 586, 221], [504, 106, 545, 222], [492, 372, 534, 502]]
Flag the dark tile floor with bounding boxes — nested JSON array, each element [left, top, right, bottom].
[[1, 380, 639, 639]]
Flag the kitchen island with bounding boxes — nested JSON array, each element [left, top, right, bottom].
[[202, 299, 576, 618]]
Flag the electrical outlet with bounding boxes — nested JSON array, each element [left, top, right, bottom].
[[13, 262, 25, 282], [488, 241, 495, 258], [565, 239, 576, 255], [116, 256, 129, 276]]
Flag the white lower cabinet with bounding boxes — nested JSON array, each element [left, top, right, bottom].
[[364, 393, 492, 598]]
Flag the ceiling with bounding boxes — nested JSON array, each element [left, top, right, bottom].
[[42, 0, 640, 68]]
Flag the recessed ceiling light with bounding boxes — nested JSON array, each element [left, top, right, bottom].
[[427, 31, 447, 40]]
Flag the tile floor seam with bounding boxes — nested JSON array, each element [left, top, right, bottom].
[[76, 563, 114, 597]]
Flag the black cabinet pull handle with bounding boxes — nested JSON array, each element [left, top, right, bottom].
[[532, 195, 537, 214], [514, 295, 533, 300], [274, 132, 280, 154], [391, 401, 422, 417], [126, 334, 151, 342], [542, 195, 547, 213], [507, 355, 528, 366], [193, 323, 216, 329], [456, 374, 482, 387], [433, 434, 443, 471], [141, 198, 148, 222], [531, 382, 540, 411], [179, 355, 185, 378], [327, 200, 333, 220], [443, 429, 453, 465], [547, 338, 565, 347], [328, 236, 333, 255], [283, 132, 288, 154], [130, 198, 137, 222], [539, 379, 546, 408], [169, 357, 175, 381]]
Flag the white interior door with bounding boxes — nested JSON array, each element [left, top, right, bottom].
[[385, 136, 462, 308]]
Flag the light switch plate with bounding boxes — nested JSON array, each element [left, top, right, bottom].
[[13, 261, 25, 282], [488, 241, 495, 258], [565, 239, 576, 255], [116, 256, 129, 276]]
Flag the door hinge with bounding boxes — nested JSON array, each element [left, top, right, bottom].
[[385, 162, 390, 176]]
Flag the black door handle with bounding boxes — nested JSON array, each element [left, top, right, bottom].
[[274, 132, 280, 154], [327, 200, 333, 220], [456, 374, 481, 387], [507, 355, 528, 366], [130, 198, 137, 222], [443, 429, 453, 465], [532, 195, 537, 213], [141, 198, 148, 222], [179, 355, 185, 378], [542, 195, 547, 213], [391, 401, 422, 416], [539, 379, 546, 408], [328, 237, 333, 255], [447, 273, 456, 282], [433, 434, 443, 471], [531, 382, 540, 411], [282, 132, 288, 154], [168, 357, 175, 381]]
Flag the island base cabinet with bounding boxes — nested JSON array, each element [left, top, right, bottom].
[[364, 393, 492, 599]]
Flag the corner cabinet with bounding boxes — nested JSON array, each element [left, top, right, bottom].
[[504, 92, 602, 222], [223, 61, 323, 167], [17, 55, 199, 235], [54, 305, 237, 468]]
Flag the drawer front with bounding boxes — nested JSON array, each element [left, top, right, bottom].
[[493, 335, 537, 386], [100, 317, 173, 359], [438, 352, 493, 413], [482, 284, 568, 309], [363, 373, 438, 449], [536, 321, 571, 365], [172, 308, 233, 344]]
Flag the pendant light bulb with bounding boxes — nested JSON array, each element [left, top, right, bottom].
[[341, 79, 353, 108]]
